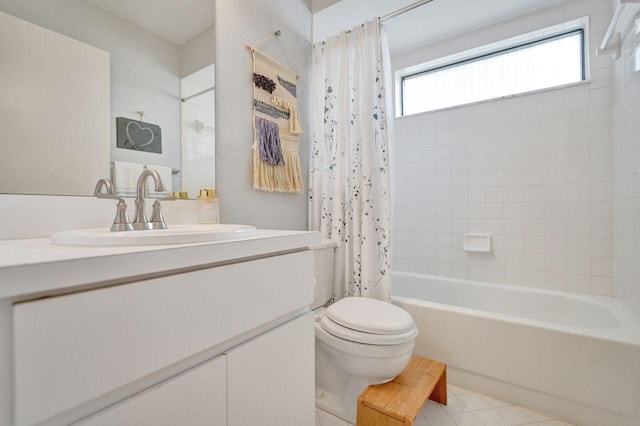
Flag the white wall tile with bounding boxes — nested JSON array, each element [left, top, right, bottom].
[[525, 253, 546, 270], [568, 237, 592, 256], [525, 236, 545, 253], [568, 255, 592, 274], [592, 256, 613, 276], [566, 127, 590, 146], [568, 273, 593, 293], [524, 218, 546, 235], [524, 269, 546, 288], [592, 238, 613, 257], [545, 271, 568, 291], [593, 275, 614, 296], [565, 108, 589, 129]]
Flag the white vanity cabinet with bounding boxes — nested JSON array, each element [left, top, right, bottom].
[[79, 313, 314, 426], [10, 244, 316, 426]]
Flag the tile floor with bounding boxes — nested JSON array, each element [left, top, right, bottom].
[[315, 384, 575, 426]]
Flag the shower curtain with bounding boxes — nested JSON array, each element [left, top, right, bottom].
[[309, 19, 393, 302]]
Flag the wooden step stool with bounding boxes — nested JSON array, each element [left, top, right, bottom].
[[356, 356, 447, 426]]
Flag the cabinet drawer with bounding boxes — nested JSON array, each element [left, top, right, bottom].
[[14, 250, 312, 425], [79, 355, 226, 426]]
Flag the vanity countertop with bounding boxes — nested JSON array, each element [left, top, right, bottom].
[[0, 229, 320, 300]]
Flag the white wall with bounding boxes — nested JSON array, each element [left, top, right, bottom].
[[392, 0, 616, 295], [215, 0, 311, 229], [612, 1, 640, 319], [181, 25, 215, 78], [0, 0, 182, 174]]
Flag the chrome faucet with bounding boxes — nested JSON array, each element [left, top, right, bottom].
[[132, 169, 167, 230]]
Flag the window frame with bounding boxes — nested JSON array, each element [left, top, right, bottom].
[[396, 17, 590, 117]]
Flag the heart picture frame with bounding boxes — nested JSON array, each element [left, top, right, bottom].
[[116, 117, 162, 153]]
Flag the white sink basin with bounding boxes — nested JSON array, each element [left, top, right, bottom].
[[51, 224, 257, 246]]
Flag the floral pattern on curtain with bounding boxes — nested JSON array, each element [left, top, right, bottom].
[[309, 19, 393, 302]]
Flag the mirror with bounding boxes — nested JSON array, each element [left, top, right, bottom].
[[0, 0, 215, 198]]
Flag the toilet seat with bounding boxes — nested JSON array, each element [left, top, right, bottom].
[[320, 315, 418, 345], [320, 297, 418, 345], [315, 322, 416, 358], [326, 297, 416, 334]]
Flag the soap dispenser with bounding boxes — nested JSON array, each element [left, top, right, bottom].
[[197, 189, 220, 224]]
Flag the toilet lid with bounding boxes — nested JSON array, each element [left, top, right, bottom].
[[325, 297, 416, 335], [320, 315, 418, 345]]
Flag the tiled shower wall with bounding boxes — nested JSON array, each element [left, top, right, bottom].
[[612, 3, 640, 319], [391, 0, 616, 295]]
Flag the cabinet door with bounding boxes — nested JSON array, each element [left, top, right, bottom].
[[227, 313, 315, 426], [79, 355, 226, 426]]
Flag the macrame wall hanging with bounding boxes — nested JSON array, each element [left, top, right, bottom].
[[250, 47, 303, 193]]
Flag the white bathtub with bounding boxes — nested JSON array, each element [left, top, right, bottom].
[[391, 272, 640, 426]]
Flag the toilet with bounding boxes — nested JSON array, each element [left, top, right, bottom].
[[310, 240, 418, 424]]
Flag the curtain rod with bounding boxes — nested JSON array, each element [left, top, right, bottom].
[[380, 0, 437, 22], [596, 0, 640, 59], [181, 86, 215, 103]]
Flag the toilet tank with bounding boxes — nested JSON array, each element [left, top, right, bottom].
[[309, 239, 337, 310]]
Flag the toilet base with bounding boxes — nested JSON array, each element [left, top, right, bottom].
[[315, 342, 395, 424], [315, 387, 344, 419], [315, 377, 375, 424]]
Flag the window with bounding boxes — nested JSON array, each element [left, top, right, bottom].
[[399, 23, 586, 116]]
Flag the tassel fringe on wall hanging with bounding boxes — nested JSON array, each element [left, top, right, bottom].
[[250, 47, 303, 193]]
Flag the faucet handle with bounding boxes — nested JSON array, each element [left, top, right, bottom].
[[149, 200, 168, 230], [94, 178, 116, 198], [93, 178, 134, 231], [111, 199, 134, 232]]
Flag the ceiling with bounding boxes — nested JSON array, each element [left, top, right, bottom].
[[311, 0, 341, 13], [83, 0, 570, 52], [85, 0, 214, 45], [313, 0, 570, 54]]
